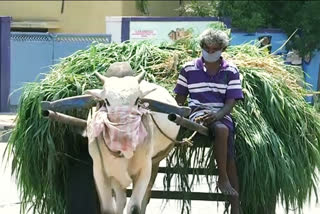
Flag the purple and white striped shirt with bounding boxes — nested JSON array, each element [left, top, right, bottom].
[[174, 57, 244, 130]]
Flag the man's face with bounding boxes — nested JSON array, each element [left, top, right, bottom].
[[202, 44, 221, 54]]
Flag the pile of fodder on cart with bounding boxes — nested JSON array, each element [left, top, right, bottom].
[[6, 39, 320, 214]]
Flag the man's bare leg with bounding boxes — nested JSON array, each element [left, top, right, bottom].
[[214, 124, 238, 196], [227, 159, 240, 214]]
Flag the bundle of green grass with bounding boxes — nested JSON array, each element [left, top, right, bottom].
[[7, 38, 320, 214]]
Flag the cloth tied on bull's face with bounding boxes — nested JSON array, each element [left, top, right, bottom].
[[91, 105, 149, 159], [86, 61, 152, 159]]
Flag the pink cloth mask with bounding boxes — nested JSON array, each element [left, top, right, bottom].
[[91, 106, 149, 159]]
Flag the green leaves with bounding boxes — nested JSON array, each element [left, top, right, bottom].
[[7, 40, 320, 214], [179, 0, 320, 56]]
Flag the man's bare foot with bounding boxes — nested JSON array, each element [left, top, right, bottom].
[[218, 181, 239, 196]]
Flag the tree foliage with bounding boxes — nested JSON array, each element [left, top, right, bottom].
[[217, 0, 268, 33], [177, 0, 320, 56], [176, 0, 217, 17], [136, 0, 149, 15]]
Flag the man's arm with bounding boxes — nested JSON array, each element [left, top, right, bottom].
[[202, 99, 236, 125], [215, 99, 236, 120], [175, 94, 187, 106]]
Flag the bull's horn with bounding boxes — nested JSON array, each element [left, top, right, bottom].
[[95, 71, 107, 84], [41, 95, 96, 111], [136, 66, 146, 83]]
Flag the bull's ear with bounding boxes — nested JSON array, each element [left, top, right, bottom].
[[136, 66, 146, 83], [85, 89, 103, 99]]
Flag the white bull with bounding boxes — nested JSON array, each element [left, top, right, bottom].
[[85, 71, 180, 214]]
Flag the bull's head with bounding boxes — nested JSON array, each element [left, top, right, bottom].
[[85, 70, 153, 110], [40, 62, 191, 127]]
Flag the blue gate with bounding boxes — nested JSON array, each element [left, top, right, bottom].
[[9, 32, 111, 109], [0, 17, 11, 112]]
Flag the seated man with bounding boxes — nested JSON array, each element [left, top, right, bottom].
[[174, 28, 244, 214]]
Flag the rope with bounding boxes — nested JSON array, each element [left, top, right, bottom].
[[149, 113, 197, 147]]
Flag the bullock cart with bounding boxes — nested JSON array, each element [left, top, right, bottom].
[[6, 40, 320, 214], [39, 66, 231, 214]]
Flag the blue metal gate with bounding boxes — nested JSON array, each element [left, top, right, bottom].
[[9, 32, 111, 109], [0, 17, 11, 112]]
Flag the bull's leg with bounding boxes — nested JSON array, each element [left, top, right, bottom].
[[141, 144, 175, 213], [89, 140, 116, 214], [95, 175, 115, 214], [127, 160, 152, 214], [140, 161, 160, 214], [111, 178, 127, 214]]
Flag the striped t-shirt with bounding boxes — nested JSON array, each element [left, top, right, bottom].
[[174, 57, 244, 130]]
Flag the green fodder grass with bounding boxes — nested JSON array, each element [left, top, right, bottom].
[[6, 40, 320, 214]]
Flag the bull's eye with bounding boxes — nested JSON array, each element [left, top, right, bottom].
[[104, 99, 110, 106], [134, 98, 140, 105]]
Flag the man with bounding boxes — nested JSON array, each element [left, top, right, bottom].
[[174, 29, 244, 214]]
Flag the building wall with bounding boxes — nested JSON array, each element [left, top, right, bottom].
[[0, 1, 140, 33], [0, 1, 191, 33]]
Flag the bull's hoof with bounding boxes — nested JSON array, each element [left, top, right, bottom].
[[130, 205, 140, 214]]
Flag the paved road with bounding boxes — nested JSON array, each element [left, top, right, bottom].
[[1, 142, 320, 214], [1, 113, 320, 213]]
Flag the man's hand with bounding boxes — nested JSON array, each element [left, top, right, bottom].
[[175, 94, 187, 106], [201, 99, 237, 126], [202, 110, 221, 126]]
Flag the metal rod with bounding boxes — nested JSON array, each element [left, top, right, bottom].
[[126, 189, 228, 201], [168, 113, 209, 136], [42, 110, 87, 128], [158, 167, 219, 176]]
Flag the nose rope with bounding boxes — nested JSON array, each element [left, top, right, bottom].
[[138, 101, 197, 146]]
